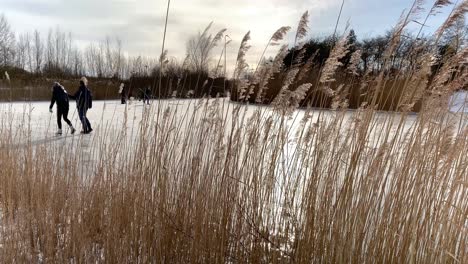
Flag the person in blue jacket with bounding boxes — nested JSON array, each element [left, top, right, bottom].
[[49, 82, 75, 135], [69, 77, 93, 134]]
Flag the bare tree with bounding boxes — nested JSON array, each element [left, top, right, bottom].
[[54, 28, 61, 69], [114, 38, 122, 78], [24, 32, 33, 72], [45, 29, 55, 72], [15, 33, 28, 69], [98, 42, 105, 77], [51, 27, 72, 74], [84, 43, 105, 77], [65, 32, 73, 72], [0, 14, 16, 67], [104, 37, 114, 77], [85, 44, 96, 76], [33, 30, 43, 74], [71, 47, 83, 76]]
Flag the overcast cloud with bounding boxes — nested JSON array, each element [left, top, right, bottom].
[[1, 0, 452, 73]]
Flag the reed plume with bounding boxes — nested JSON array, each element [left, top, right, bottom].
[[435, 0, 468, 40], [233, 31, 251, 100], [271, 26, 291, 45], [319, 34, 350, 84], [211, 28, 227, 48], [253, 26, 291, 79], [272, 67, 300, 109], [294, 11, 309, 47], [233, 31, 251, 80], [430, 0, 453, 15], [255, 45, 289, 103], [347, 49, 362, 76]]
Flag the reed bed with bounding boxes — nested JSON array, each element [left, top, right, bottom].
[[0, 92, 466, 263], [1, 0, 467, 262]]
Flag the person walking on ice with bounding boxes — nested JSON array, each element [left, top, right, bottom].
[[144, 86, 152, 105], [119, 83, 127, 104], [69, 77, 93, 134], [49, 82, 76, 135]]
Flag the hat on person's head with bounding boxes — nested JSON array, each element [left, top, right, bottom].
[[80, 76, 88, 86], [52, 81, 60, 90]]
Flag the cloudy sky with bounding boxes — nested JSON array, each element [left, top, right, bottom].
[[1, 0, 453, 72]]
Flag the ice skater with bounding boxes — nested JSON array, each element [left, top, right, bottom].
[[69, 77, 93, 134], [119, 83, 127, 104], [144, 86, 152, 105], [49, 82, 76, 135]]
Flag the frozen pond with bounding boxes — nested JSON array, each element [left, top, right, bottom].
[[0, 98, 467, 262], [1, 98, 466, 179]]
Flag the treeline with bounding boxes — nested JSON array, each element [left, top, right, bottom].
[[0, 14, 160, 79], [231, 9, 467, 111], [282, 26, 465, 75], [126, 75, 231, 100], [0, 15, 232, 101]]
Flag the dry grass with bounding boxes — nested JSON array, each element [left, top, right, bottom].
[[0, 89, 466, 263], [1, 3, 467, 263]]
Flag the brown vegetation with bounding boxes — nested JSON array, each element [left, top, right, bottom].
[[0, 0, 467, 262]]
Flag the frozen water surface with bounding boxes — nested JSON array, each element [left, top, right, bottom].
[[0, 97, 466, 179]]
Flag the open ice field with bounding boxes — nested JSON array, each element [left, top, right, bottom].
[[0, 96, 467, 177], [0, 95, 466, 198]]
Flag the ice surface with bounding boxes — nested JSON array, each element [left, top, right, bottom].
[[0, 98, 465, 179], [449, 91, 468, 113]]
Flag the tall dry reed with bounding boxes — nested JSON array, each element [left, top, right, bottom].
[[0, 3, 467, 263]]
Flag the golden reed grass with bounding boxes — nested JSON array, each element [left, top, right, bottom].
[[1, 1, 467, 263]]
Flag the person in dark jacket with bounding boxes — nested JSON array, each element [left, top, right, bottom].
[[144, 86, 151, 105], [119, 83, 127, 104], [69, 77, 93, 134], [49, 82, 76, 135]]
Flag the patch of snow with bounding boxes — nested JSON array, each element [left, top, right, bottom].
[[449, 91, 468, 113]]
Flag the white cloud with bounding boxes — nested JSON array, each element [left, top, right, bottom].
[[1, 0, 452, 73]]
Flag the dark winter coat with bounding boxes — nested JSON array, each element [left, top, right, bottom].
[[145, 87, 152, 97], [50, 84, 70, 111], [120, 86, 127, 98], [69, 83, 92, 110]]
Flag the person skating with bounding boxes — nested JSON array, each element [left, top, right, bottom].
[[69, 77, 93, 134], [119, 83, 127, 104], [49, 82, 76, 135], [144, 86, 151, 105]]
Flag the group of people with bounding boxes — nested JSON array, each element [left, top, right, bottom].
[[49, 77, 93, 135], [118, 83, 152, 105], [50, 79, 154, 135]]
